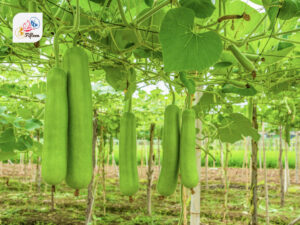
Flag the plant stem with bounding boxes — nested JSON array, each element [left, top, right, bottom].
[[134, 0, 171, 25]]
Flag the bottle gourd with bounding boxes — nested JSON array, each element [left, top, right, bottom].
[[180, 109, 199, 188], [42, 68, 68, 185], [63, 47, 93, 189], [119, 112, 139, 196], [157, 104, 180, 196]]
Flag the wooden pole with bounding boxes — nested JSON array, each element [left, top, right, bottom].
[[86, 111, 98, 224], [250, 103, 258, 225], [262, 123, 270, 225], [296, 132, 300, 183], [147, 123, 155, 216], [279, 126, 285, 207]]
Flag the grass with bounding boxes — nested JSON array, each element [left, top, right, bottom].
[[109, 145, 297, 169], [0, 175, 299, 224]]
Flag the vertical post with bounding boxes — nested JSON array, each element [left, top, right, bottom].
[[205, 145, 209, 190], [190, 91, 202, 225], [100, 126, 106, 216], [35, 129, 41, 192], [220, 141, 224, 185], [223, 143, 229, 222], [262, 122, 269, 225], [86, 111, 98, 224], [183, 186, 187, 225], [278, 126, 284, 207], [51, 185, 55, 211], [250, 103, 258, 225], [259, 135, 262, 170], [296, 132, 300, 183], [157, 137, 161, 171], [284, 141, 289, 193], [147, 123, 155, 216]]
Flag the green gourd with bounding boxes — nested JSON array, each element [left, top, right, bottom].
[[180, 109, 199, 188], [228, 44, 255, 72], [119, 112, 139, 196], [42, 68, 68, 185], [157, 104, 180, 196], [63, 47, 93, 189]]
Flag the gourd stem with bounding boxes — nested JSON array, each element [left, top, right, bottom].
[[53, 0, 80, 67], [186, 94, 192, 109], [168, 82, 175, 104], [124, 95, 132, 113]]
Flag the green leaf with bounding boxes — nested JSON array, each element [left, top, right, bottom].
[[159, 7, 223, 72], [193, 91, 222, 114], [221, 84, 257, 96], [15, 135, 33, 151], [263, 0, 280, 30], [278, 0, 300, 20], [144, 0, 154, 7], [0, 128, 16, 152], [261, 43, 295, 65], [0, 46, 10, 61], [180, 0, 215, 18], [0, 151, 18, 161], [24, 119, 43, 131], [269, 80, 290, 94], [218, 113, 260, 143], [0, 106, 7, 114]]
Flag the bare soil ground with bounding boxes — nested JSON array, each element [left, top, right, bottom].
[[1, 164, 299, 185], [0, 163, 300, 225]]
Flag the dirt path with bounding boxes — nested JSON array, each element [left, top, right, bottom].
[[1, 164, 299, 185]]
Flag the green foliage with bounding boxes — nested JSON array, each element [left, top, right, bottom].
[[159, 7, 222, 72], [179, 0, 216, 18], [217, 113, 260, 144], [278, 0, 300, 20]]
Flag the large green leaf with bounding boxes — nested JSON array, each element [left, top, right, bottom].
[[218, 113, 260, 143], [0, 129, 16, 152], [180, 0, 215, 18], [159, 7, 222, 72]]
